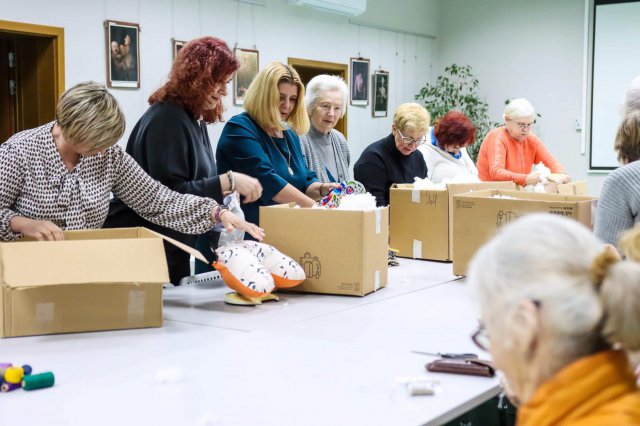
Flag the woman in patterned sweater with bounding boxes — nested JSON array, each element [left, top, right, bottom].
[[0, 81, 264, 242]]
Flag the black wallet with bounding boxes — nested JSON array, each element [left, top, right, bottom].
[[426, 358, 496, 377]]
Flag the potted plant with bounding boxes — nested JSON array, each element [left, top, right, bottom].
[[415, 64, 500, 162]]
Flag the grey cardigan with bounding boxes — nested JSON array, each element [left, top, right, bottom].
[[299, 126, 351, 183]]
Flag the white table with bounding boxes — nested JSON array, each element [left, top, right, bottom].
[[0, 259, 500, 426]]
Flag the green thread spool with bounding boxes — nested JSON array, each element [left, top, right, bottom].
[[22, 372, 55, 390]]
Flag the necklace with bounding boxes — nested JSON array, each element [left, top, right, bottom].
[[268, 133, 294, 176]]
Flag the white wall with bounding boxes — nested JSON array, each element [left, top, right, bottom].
[[437, 0, 608, 195], [1, 0, 439, 173]]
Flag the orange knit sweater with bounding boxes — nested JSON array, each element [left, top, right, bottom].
[[476, 127, 565, 185], [517, 350, 640, 426]]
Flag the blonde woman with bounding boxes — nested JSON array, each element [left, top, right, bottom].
[[216, 62, 338, 226], [469, 214, 640, 425], [0, 81, 263, 242], [353, 102, 430, 206]]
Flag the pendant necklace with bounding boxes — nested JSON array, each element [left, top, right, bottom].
[[268, 132, 294, 176]]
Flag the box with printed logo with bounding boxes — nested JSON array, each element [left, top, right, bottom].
[[260, 205, 388, 296]]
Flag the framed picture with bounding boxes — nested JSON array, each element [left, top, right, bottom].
[[105, 20, 140, 88], [350, 57, 369, 106], [372, 70, 389, 117], [234, 47, 259, 105], [172, 38, 187, 61]]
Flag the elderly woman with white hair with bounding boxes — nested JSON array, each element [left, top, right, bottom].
[[476, 98, 570, 186], [469, 214, 640, 425], [299, 74, 350, 182]]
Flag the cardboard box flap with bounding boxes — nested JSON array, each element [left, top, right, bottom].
[[1, 237, 168, 288], [138, 228, 208, 264]]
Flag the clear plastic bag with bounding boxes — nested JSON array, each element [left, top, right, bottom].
[[214, 192, 245, 247]]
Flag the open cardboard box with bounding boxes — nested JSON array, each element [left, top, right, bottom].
[[389, 181, 516, 261], [452, 189, 597, 276], [260, 204, 388, 296], [0, 227, 206, 338]]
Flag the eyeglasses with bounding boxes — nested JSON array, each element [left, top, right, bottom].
[[509, 119, 536, 131], [471, 321, 491, 351], [317, 102, 342, 115], [397, 129, 426, 147]]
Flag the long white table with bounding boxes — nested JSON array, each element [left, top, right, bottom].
[[0, 259, 500, 426]]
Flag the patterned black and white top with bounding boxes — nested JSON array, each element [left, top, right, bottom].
[[0, 122, 218, 241]]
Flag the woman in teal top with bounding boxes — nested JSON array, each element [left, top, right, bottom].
[[217, 62, 338, 226]]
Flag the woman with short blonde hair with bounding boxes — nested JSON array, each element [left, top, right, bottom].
[[469, 214, 640, 425], [353, 102, 430, 206], [217, 62, 338, 227], [0, 81, 263, 243]]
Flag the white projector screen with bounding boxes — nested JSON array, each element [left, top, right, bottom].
[[590, 0, 640, 169]]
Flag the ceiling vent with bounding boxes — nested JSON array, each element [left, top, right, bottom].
[[288, 0, 367, 17]]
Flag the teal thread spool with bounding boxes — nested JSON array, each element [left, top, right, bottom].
[[22, 372, 55, 391]]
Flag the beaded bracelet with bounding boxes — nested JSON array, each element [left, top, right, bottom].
[[214, 205, 230, 223], [227, 170, 236, 192]]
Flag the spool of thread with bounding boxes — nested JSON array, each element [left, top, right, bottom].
[[1, 382, 21, 392], [22, 372, 55, 391], [22, 364, 33, 376], [0, 363, 12, 379], [3, 366, 24, 384]]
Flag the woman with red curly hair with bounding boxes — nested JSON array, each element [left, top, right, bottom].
[[105, 36, 263, 285], [418, 110, 479, 183]]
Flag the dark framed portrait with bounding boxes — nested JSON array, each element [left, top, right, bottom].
[[105, 20, 140, 88], [172, 38, 187, 61], [372, 70, 389, 117], [350, 57, 369, 106], [234, 47, 259, 105]]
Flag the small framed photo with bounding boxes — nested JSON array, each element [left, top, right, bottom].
[[172, 38, 187, 61], [372, 70, 389, 117], [350, 57, 370, 106], [105, 20, 140, 88], [234, 47, 259, 105]]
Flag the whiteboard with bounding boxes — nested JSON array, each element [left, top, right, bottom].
[[590, 0, 640, 169]]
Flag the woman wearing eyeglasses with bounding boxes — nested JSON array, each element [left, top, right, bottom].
[[476, 98, 570, 186], [469, 214, 640, 425], [418, 111, 479, 183], [299, 75, 350, 183], [353, 103, 430, 206]]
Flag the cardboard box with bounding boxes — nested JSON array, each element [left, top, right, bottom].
[[452, 190, 597, 276], [0, 227, 206, 338], [557, 180, 588, 196], [260, 205, 388, 296], [389, 182, 516, 261]]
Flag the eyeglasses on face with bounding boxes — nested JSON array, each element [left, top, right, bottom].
[[471, 321, 491, 351], [397, 128, 426, 147], [509, 118, 536, 131], [317, 102, 342, 115]]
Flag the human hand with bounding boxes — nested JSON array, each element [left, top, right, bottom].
[[320, 182, 341, 197], [525, 172, 541, 186], [9, 216, 64, 241], [124, 34, 130, 45], [558, 173, 571, 184], [230, 172, 263, 203], [219, 211, 265, 241]]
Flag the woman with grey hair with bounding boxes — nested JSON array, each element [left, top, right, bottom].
[[299, 74, 350, 182], [624, 75, 640, 114], [0, 81, 264, 242], [468, 214, 640, 425], [476, 98, 570, 186]]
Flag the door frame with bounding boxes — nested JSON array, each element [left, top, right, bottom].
[[0, 20, 65, 98]]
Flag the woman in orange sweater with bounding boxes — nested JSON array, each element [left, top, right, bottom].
[[469, 215, 640, 426], [476, 98, 570, 186]]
